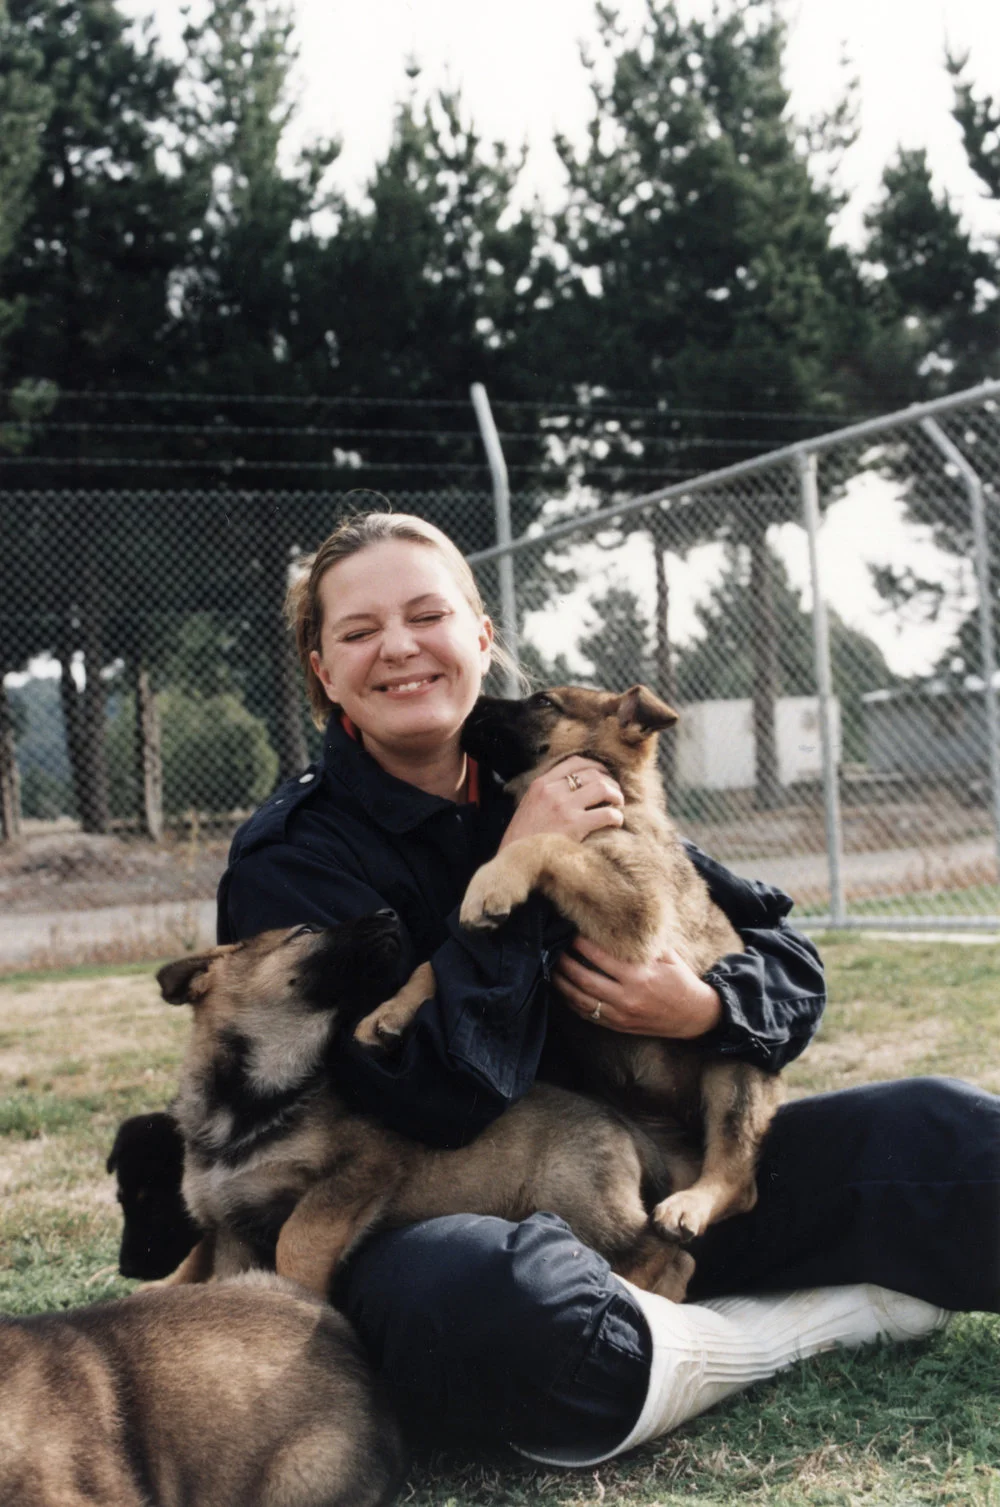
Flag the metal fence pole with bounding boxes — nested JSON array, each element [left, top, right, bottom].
[[470, 383, 520, 692], [468, 378, 1000, 570], [798, 450, 846, 924], [921, 418, 1000, 886]]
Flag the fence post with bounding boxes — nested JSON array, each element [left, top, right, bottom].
[[798, 450, 846, 925], [470, 383, 520, 692], [921, 418, 1000, 887]]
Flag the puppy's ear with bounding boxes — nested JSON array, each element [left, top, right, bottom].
[[156, 952, 217, 1005], [616, 685, 679, 738]]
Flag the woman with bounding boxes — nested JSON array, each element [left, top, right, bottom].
[[216, 511, 998, 1464]]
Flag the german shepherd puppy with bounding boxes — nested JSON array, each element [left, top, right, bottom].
[[356, 686, 783, 1246], [107, 1112, 201, 1280], [158, 912, 694, 1302], [0, 1272, 404, 1507]]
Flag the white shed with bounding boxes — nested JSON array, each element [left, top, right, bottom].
[[675, 696, 841, 790]]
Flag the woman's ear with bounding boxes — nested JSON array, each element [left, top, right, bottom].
[[479, 616, 495, 672], [309, 648, 338, 705]]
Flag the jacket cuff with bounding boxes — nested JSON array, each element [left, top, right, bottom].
[[701, 967, 823, 1073]]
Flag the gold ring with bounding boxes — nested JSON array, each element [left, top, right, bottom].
[[589, 1001, 603, 1022], [565, 772, 582, 792]]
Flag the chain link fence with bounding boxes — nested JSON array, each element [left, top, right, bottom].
[[470, 382, 1000, 928], [2, 382, 1000, 948]]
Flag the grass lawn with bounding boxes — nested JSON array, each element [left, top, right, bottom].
[[1, 938, 998, 1505], [798, 884, 1000, 921]]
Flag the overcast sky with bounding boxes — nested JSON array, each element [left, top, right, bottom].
[[127, 0, 1000, 243]]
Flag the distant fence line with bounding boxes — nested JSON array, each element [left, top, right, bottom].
[[2, 380, 1000, 928]]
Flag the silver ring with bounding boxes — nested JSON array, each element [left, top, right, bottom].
[[565, 772, 582, 792], [588, 1001, 603, 1022]]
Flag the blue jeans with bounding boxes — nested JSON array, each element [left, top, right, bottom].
[[339, 1078, 1000, 1453]]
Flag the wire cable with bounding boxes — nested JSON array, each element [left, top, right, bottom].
[[0, 387, 875, 424]]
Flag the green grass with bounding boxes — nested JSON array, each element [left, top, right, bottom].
[[1, 942, 998, 1504], [0, 959, 161, 989], [405, 1317, 1000, 1506], [799, 884, 1000, 921]]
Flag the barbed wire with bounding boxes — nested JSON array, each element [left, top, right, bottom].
[[0, 455, 700, 478], [0, 387, 874, 424], [0, 419, 799, 451]]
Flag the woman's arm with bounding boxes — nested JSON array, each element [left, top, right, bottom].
[[552, 842, 825, 1074]]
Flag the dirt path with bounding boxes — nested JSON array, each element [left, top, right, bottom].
[[726, 835, 996, 906], [0, 899, 216, 970], [1, 831, 996, 970]]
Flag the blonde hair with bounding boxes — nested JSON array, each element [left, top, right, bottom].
[[285, 510, 522, 727]]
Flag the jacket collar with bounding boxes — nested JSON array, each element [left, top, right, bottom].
[[320, 715, 480, 835]]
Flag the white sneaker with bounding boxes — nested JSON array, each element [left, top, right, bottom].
[[518, 1282, 951, 1468]]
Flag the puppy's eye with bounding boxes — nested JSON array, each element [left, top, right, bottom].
[[534, 694, 556, 709], [286, 924, 317, 944]]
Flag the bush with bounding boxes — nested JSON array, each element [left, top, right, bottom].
[[107, 688, 278, 818]]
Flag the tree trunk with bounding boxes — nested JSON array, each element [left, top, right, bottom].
[[651, 521, 678, 801], [0, 669, 22, 844], [59, 611, 110, 834], [135, 664, 163, 841], [748, 527, 782, 810], [78, 650, 110, 833], [58, 623, 84, 822]]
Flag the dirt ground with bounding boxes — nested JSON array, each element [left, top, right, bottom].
[[0, 828, 230, 915]]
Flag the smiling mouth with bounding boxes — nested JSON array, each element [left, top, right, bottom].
[[375, 675, 442, 696]]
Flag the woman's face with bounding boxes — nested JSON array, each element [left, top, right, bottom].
[[310, 539, 493, 757]]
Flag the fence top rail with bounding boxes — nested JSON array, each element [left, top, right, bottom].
[[467, 378, 1000, 566]]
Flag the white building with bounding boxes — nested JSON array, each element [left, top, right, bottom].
[[675, 697, 841, 790]]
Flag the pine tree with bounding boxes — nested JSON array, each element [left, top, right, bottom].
[[547, 0, 872, 806], [0, 0, 52, 839], [864, 148, 996, 395], [862, 57, 1000, 683], [0, 0, 206, 832], [675, 545, 895, 763], [306, 85, 552, 544], [171, 0, 342, 779]]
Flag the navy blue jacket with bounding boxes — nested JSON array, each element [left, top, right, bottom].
[[217, 717, 825, 1148]]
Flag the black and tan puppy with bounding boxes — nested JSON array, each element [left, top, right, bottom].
[[357, 686, 783, 1247], [157, 913, 695, 1303], [107, 1112, 201, 1279], [0, 1272, 404, 1507]]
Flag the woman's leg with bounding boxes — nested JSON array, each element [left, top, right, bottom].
[[337, 1207, 948, 1466], [687, 1076, 1000, 1312], [337, 1210, 651, 1457]]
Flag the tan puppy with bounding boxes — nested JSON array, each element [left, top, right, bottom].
[[157, 913, 695, 1303], [356, 686, 783, 1246], [0, 1273, 404, 1507]]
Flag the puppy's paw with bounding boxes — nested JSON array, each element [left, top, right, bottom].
[[460, 859, 530, 930], [352, 1010, 404, 1053], [652, 1188, 719, 1244]]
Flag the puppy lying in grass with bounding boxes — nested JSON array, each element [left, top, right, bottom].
[[0, 1272, 404, 1507]]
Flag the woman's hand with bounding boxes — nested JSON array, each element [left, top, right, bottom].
[[498, 757, 624, 849], [552, 935, 723, 1039]]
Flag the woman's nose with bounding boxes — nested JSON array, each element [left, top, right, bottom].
[[379, 621, 419, 658]]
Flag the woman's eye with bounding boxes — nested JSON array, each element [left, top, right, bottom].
[[413, 613, 446, 624], [343, 630, 373, 642]]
